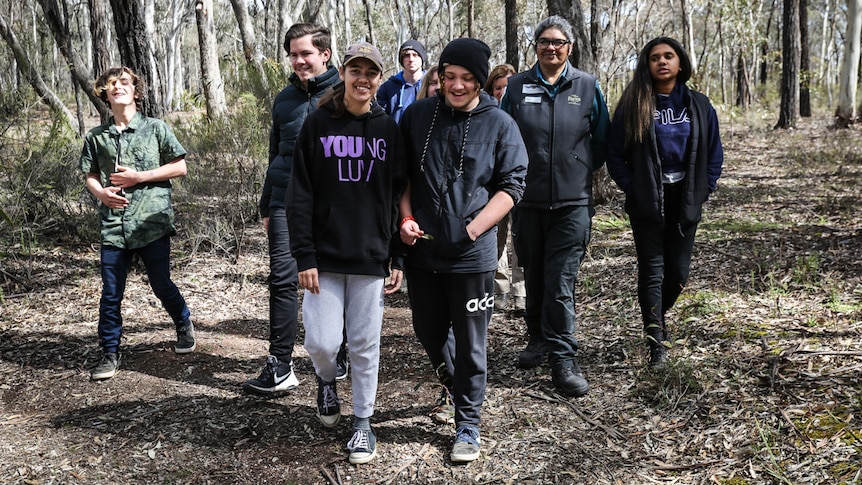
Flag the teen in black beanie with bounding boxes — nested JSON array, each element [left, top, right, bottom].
[[437, 38, 491, 87]]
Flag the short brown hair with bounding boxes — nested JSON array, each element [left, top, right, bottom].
[[284, 23, 331, 56]]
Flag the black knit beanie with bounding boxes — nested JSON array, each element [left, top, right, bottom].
[[437, 38, 491, 87]]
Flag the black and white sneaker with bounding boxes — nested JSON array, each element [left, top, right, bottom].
[[91, 352, 120, 381], [174, 321, 196, 354], [242, 355, 299, 395], [336, 344, 349, 381], [316, 376, 341, 428]]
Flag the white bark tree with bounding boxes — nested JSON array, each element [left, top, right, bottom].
[[194, 0, 227, 118], [836, 0, 862, 125]]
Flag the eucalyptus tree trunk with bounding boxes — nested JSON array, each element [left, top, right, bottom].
[[88, 0, 112, 78], [467, 0, 474, 38], [163, 0, 194, 111], [36, 0, 109, 119], [276, 0, 291, 70], [0, 10, 78, 131], [799, 0, 810, 117], [110, 0, 163, 117], [836, 0, 862, 126], [362, 0, 375, 46], [736, 54, 750, 109], [195, 0, 227, 119], [229, 0, 266, 93], [775, 0, 800, 129], [680, 0, 698, 73], [546, 0, 594, 72], [505, 0, 519, 69]]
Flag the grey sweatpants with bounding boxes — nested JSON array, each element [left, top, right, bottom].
[[303, 272, 384, 419]]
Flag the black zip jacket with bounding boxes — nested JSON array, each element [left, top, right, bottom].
[[287, 98, 406, 276], [400, 92, 528, 273]]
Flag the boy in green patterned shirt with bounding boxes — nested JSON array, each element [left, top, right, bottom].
[[80, 66, 195, 380]]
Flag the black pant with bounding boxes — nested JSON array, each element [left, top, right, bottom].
[[513, 205, 591, 370], [267, 208, 299, 362], [628, 182, 698, 338], [406, 265, 493, 428]]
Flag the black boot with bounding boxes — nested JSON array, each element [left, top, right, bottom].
[[646, 331, 668, 368]]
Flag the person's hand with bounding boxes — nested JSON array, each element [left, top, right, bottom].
[[384, 269, 403, 294], [262, 217, 269, 233], [109, 165, 141, 189], [298, 268, 320, 294], [400, 219, 424, 246], [99, 186, 129, 209]]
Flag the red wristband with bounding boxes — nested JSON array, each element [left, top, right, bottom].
[[400, 216, 415, 227]]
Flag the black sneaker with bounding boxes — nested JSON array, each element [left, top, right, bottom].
[[175, 321, 196, 354], [91, 352, 120, 380], [336, 345, 349, 381], [517, 339, 547, 369], [648, 340, 669, 368], [316, 376, 341, 428], [243, 355, 300, 395], [551, 363, 590, 397], [347, 428, 377, 464]]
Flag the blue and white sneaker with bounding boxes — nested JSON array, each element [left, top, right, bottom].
[[347, 428, 377, 464], [450, 425, 481, 462]]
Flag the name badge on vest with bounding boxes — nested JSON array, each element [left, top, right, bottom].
[[522, 84, 543, 94], [525, 96, 542, 104]]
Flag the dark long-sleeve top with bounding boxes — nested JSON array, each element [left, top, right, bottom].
[[606, 82, 723, 225], [400, 92, 528, 273], [287, 99, 406, 277]]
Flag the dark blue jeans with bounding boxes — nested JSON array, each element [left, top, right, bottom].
[[629, 181, 698, 338], [406, 265, 493, 428], [98, 236, 190, 353], [513, 205, 591, 370], [266, 208, 299, 363]]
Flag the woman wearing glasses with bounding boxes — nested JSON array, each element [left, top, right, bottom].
[[500, 15, 609, 398]]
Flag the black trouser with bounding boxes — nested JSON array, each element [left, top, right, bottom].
[[406, 265, 493, 428], [513, 205, 591, 370], [266, 208, 299, 363], [628, 182, 698, 339]]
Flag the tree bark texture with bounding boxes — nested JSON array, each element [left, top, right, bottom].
[[505, 0, 519, 69], [546, 0, 594, 72], [195, 0, 227, 119], [0, 10, 77, 130], [35, 0, 109, 119], [88, 0, 112, 77], [775, 0, 799, 129], [799, 0, 810, 117], [835, 0, 861, 126], [109, 0, 163, 117]]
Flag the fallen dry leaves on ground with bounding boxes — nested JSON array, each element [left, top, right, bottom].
[[1, 117, 860, 484]]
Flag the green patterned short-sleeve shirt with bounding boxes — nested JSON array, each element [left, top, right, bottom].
[[80, 112, 187, 250]]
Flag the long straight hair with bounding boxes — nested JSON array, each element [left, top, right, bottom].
[[615, 37, 692, 146]]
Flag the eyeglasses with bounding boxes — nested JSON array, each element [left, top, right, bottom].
[[536, 38, 571, 49]]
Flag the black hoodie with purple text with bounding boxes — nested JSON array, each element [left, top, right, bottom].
[[287, 95, 406, 277]]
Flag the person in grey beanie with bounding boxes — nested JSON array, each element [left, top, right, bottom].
[[399, 37, 527, 463], [377, 39, 427, 123]]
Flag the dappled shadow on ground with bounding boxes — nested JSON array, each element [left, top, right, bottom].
[[2, 118, 862, 484]]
